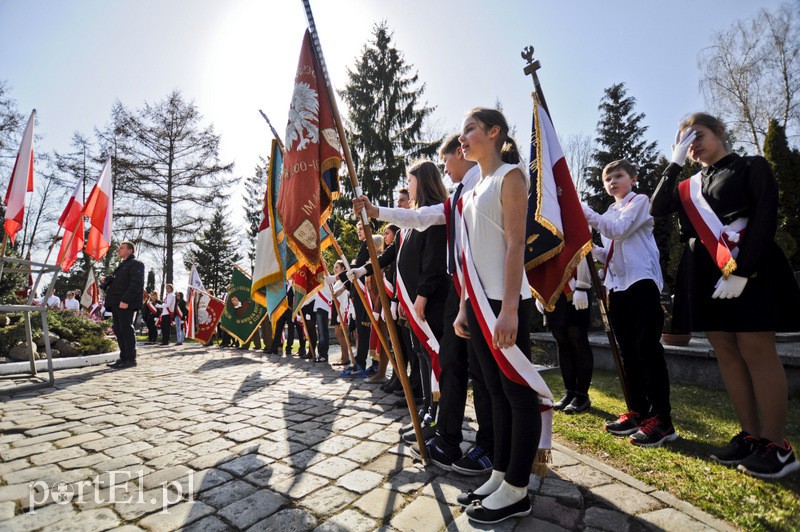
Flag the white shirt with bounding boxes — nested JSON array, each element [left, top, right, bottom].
[[313, 285, 332, 313], [162, 292, 176, 316], [462, 163, 531, 301], [377, 165, 480, 274], [46, 295, 61, 308], [584, 191, 663, 293], [64, 298, 80, 310]]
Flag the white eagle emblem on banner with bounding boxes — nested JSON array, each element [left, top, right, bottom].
[[285, 81, 319, 151]]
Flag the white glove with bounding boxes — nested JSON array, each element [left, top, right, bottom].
[[671, 128, 697, 166], [535, 299, 546, 314], [332, 280, 345, 295], [346, 266, 367, 281], [581, 202, 595, 219], [591, 246, 606, 263], [572, 290, 589, 310], [371, 311, 380, 322], [390, 301, 398, 320], [711, 274, 748, 299], [324, 275, 337, 285]]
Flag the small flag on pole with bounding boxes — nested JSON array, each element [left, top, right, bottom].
[[56, 178, 86, 271], [3, 110, 36, 244], [83, 158, 113, 261], [81, 269, 99, 309]]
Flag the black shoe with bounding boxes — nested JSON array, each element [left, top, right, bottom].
[[409, 438, 460, 471], [563, 394, 591, 414], [710, 430, 759, 466], [107, 360, 125, 368], [315, 355, 328, 362], [465, 496, 531, 524], [737, 438, 800, 479], [120, 361, 137, 368], [553, 391, 575, 411], [393, 397, 423, 409], [456, 490, 488, 507], [452, 445, 493, 476], [629, 416, 678, 447], [402, 421, 436, 444], [605, 411, 646, 436]]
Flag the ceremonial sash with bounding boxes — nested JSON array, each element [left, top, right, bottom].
[[383, 274, 394, 298], [460, 205, 554, 475], [146, 301, 158, 316], [175, 305, 184, 319], [318, 291, 331, 308], [394, 229, 442, 400], [679, 173, 747, 277], [446, 195, 466, 297]]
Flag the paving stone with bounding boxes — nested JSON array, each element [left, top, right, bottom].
[[556, 464, 614, 488], [244, 462, 299, 488], [81, 436, 132, 452], [96, 465, 153, 488], [40, 507, 120, 531], [282, 449, 329, 470], [313, 509, 375, 532], [447, 512, 516, 531], [137, 501, 216, 532], [247, 507, 319, 532], [353, 487, 408, 519], [0, 441, 55, 461], [0, 457, 30, 477], [271, 473, 330, 500], [53, 432, 104, 449], [10, 431, 72, 448], [146, 449, 198, 469], [187, 450, 237, 470], [0, 500, 76, 530], [515, 516, 571, 531], [217, 489, 286, 529], [420, 475, 481, 505], [185, 468, 233, 495], [182, 431, 220, 446], [339, 441, 389, 464], [138, 442, 186, 461], [306, 456, 360, 479], [583, 506, 631, 532], [0, 501, 14, 521], [311, 435, 361, 455], [199, 479, 259, 509], [3, 464, 62, 485], [363, 453, 415, 476], [181, 516, 230, 532], [114, 487, 182, 521], [341, 422, 384, 439], [336, 469, 384, 494], [531, 495, 581, 529], [538, 477, 583, 505], [384, 465, 436, 494], [92, 454, 143, 473], [288, 429, 332, 447], [217, 453, 272, 477], [590, 483, 662, 515], [0, 483, 31, 503], [140, 465, 194, 491], [390, 495, 455, 532], [103, 441, 153, 459], [226, 426, 267, 443], [636, 508, 708, 531], [299, 485, 357, 516], [258, 439, 307, 460]]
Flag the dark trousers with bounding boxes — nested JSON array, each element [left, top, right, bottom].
[[435, 280, 494, 456], [552, 325, 594, 395], [144, 316, 158, 343], [315, 309, 329, 358], [467, 297, 540, 487], [160, 314, 171, 345], [402, 323, 421, 394], [353, 296, 371, 368], [269, 310, 290, 352], [111, 307, 137, 362], [608, 279, 671, 420]]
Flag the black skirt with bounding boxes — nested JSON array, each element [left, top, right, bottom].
[[672, 239, 800, 333], [544, 292, 591, 329]]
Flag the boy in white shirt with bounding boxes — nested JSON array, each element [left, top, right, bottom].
[[582, 159, 675, 447]]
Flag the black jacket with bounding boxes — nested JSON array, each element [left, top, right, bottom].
[[103, 255, 145, 310]]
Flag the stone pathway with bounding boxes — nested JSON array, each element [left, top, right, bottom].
[[0, 344, 734, 531]]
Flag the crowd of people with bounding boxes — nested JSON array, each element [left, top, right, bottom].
[[94, 108, 798, 524]]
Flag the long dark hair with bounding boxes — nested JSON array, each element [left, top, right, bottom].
[[464, 107, 521, 164], [407, 159, 448, 208]]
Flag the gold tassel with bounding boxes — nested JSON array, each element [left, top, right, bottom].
[[432, 391, 441, 402], [532, 448, 552, 478], [721, 258, 737, 279]]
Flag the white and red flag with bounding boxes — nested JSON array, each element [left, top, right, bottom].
[[83, 158, 113, 261], [55, 178, 86, 271], [81, 269, 99, 308], [186, 264, 205, 339], [3, 110, 36, 244]]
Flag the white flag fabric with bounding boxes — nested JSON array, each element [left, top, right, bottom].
[[3, 110, 35, 244]]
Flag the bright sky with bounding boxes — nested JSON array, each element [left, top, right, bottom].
[[0, 0, 786, 287]]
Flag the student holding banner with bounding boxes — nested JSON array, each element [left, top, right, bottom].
[[452, 108, 549, 523], [651, 113, 800, 479]]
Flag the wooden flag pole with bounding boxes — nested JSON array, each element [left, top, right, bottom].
[[301, 1, 427, 459], [521, 46, 631, 409]]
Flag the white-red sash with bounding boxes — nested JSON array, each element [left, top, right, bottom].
[[678, 172, 747, 278], [146, 301, 158, 315], [395, 229, 442, 398], [318, 290, 331, 308], [383, 274, 394, 298], [446, 195, 466, 298]]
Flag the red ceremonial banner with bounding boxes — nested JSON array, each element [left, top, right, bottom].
[[193, 292, 225, 343], [277, 29, 341, 271]]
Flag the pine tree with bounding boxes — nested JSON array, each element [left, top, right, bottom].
[[339, 21, 439, 208], [243, 159, 267, 270], [764, 119, 800, 267], [585, 83, 661, 214], [183, 205, 241, 295], [146, 270, 156, 293]]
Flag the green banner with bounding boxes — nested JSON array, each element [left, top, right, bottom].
[[219, 266, 268, 344]]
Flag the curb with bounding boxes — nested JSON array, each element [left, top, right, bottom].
[[0, 350, 120, 375]]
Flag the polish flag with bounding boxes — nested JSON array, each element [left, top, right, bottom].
[[3, 110, 36, 244], [83, 158, 113, 261], [55, 178, 86, 271]]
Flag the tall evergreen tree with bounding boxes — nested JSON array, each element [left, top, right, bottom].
[[340, 21, 439, 208], [112, 90, 235, 285], [146, 270, 156, 293], [183, 205, 241, 295], [584, 83, 660, 213], [764, 118, 800, 267], [243, 159, 267, 270]]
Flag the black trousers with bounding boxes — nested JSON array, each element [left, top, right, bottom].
[[144, 316, 158, 343], [467, 297, 540, 487], [608, 279, 671, 420], [269, 310, 290, 351], [160, 314, 172, 345], [353, 295, 371, 368], [435, 280, 494, 456], [111, 307, 137, 362]]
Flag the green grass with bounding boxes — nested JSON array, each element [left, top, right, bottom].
[[542, 370, 800, 531]]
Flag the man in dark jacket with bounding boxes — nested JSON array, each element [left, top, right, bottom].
[[103, 241, 145, 368]]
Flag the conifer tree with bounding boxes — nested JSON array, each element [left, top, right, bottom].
[[183, 205, 241, 295], [340, 21, 439, 208], [243, 160, 267, 270], [146, 270, 156, 293], [585, 83, 660, 213], [764, 118, 800, 267]]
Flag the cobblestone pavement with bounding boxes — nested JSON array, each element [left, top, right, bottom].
[[0, 344, 734, 531]]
